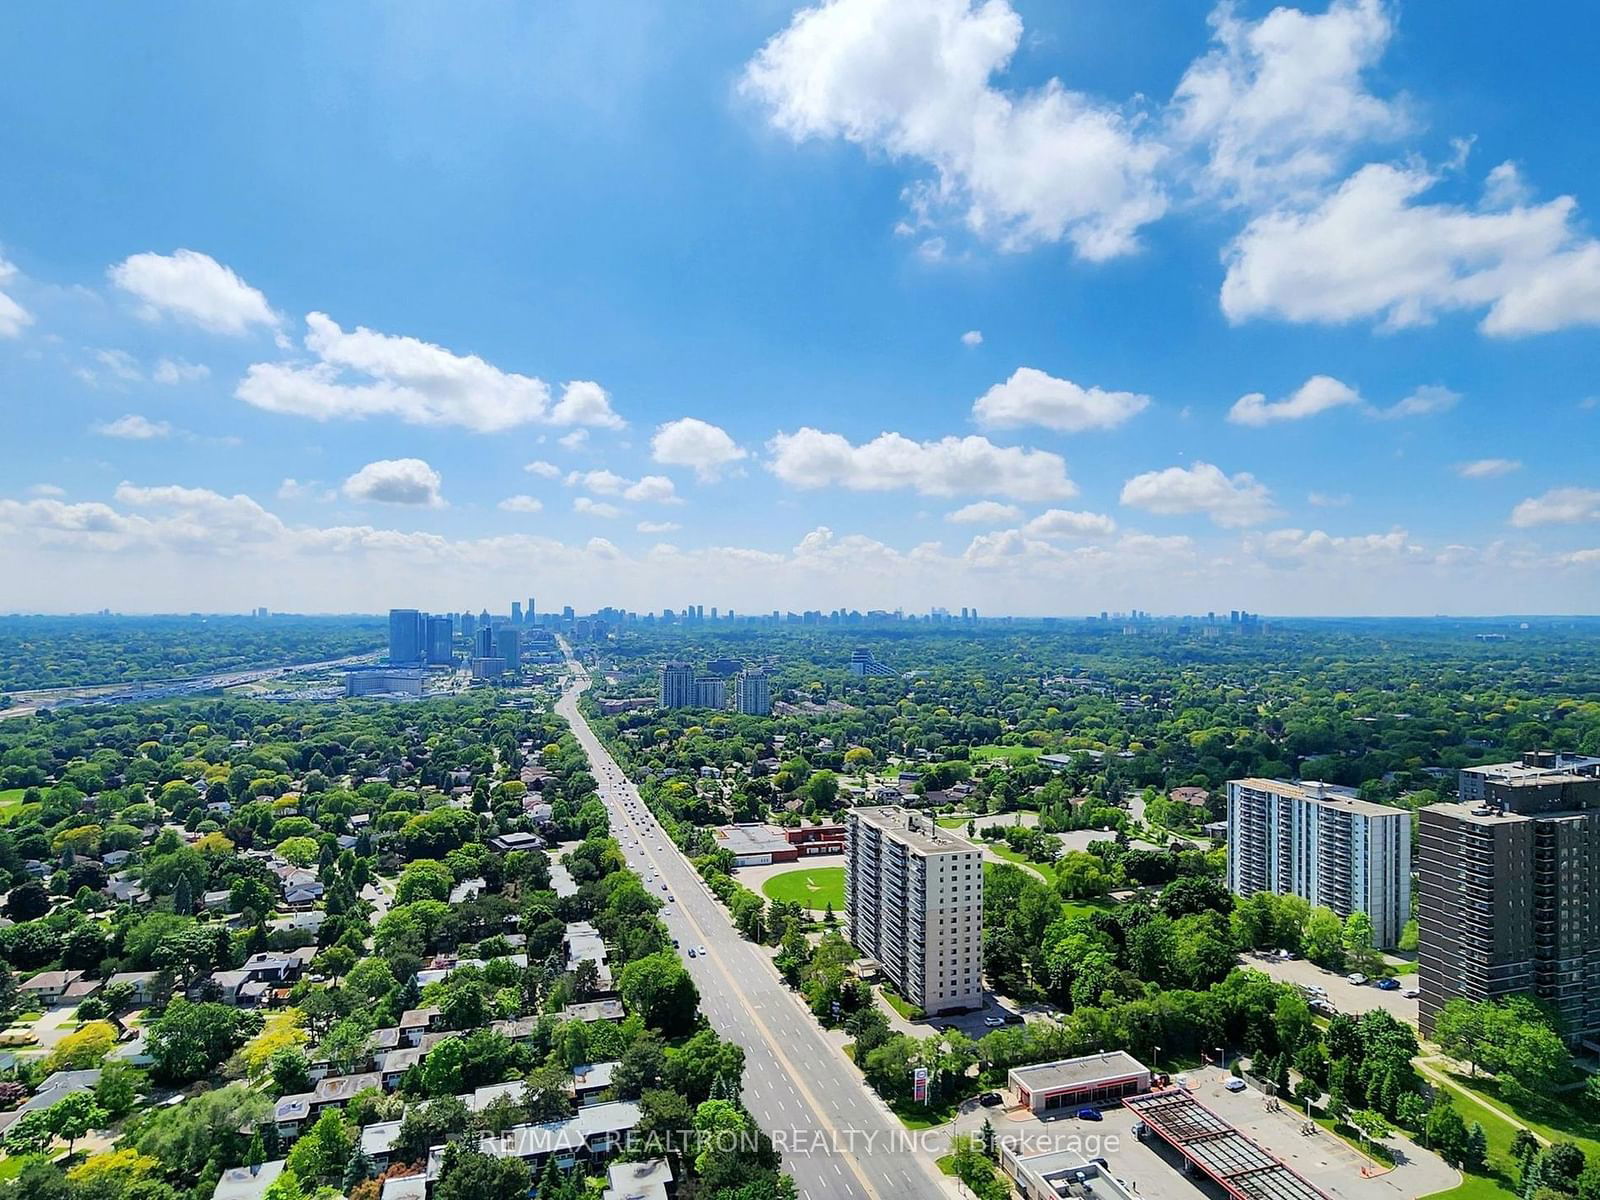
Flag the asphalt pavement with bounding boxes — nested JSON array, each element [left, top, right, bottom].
[[555, 656, 951, 1200]]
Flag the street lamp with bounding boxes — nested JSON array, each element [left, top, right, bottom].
[[1216, 1046, 1227, 1070]]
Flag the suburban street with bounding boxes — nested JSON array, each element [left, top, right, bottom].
[[555, 653, 950, 1200]]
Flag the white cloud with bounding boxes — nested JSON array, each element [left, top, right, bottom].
[[92, 414, 174, 440], [93, 349, 144, 383], [341, 458, 445, 508], [498, 495, 544, 513], [1022, 508, 1117, 538], [1171, 0, 1406, 207], [945, 500, 1022, 525], [27, 484, 64, 497], [566, 469, 629, 496], [0, 255, 31, 338], [1510, 487, 1600, 528], [524, 460, 562, 479], [650, 417, 747, 481], [1377, 384, 1459, 419], [960, 330, 984, 347], [565, 469, 680, 505], [1456, 458, 1522, 480], [559, 429, 590, 450], [1228, 374, 1360, 426], [237, 312, 623, 433], [1562, 548, 1600, 567], [1120, 461, 1276, 527], [573, 497, 621, 519], [1222, 162, 1600, 335], [549, 380, 625, 429], [1308, 491, 1352, 508], [637, 520, 682, 534], [153, 358, 211, 385], [107, 249, 278, 335], [742, 0, 1166, 261], [277, 478, 318, 500], [1248, 526, 1416, 563], [768, 427, 1077, 501], [973, 366, 1150, 433]]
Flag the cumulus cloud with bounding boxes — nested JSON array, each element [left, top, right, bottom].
[[961, 330, 984, 347], [108, 249, 278, 335], [153, 358, 212, 385], [1376, 384, 1459, 419], [1171, 0, 1406, 207], [341, 458, 445, 507], [92, 414, 174, 440], [945, 500, 1022, 525], [1456, 458, 1522, 479], [524, 460, 562, 479], [637, 520, 682, 534], [27, 484, 65, 497], [768, 427, 1077, 501], [237, 312, 623, 433], [973, 367, 1150, 433], [573, 497, 621, 519], [650, 418, 747, 481], [498, 495, 544, 513], [1120, 461, 1276, 527], [1022, 508, 1117, 538], [565, 469, 680, 504], [1228, 374, 1361, 426], [742, 0, 1166, 261], [0, 255, 31, 338], [1221, 162, 1600, 335], [1510, 487, 1600, 528], [1248, 525, 1417, 563], [559, 429, 590, 450], [277, 478, 320, 500]]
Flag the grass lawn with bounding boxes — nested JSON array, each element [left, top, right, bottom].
[[1060, 899, 1114, 920], [935, 1154, 958, 1175], [761, 866, 846, 912], [1421, 1173, 1518, 1200], [890, 1098, 958, 1129], [970, 744, 1041, 763], [0, 788, 28, 809], [983, 842, 1058, 883], [1434, 1069, 1600, 1164], [880, 984, 925, 1022], [936, 816, 978, 830]]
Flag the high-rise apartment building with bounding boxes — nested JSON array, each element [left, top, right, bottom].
[[474, 625, 495, 660], [388, 609, 425, 664], [658, 662, 695, 709], [846, 806, 984, 1015], [693, 678, 726, 710], [424, 615, 454, 665], [1226, 778, 1411, 948], [735, 669, 771, 716], [1419, 755, 1600, 1045]]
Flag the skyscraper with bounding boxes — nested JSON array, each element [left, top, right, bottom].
[[846, 807, 984, 1015], [496, 627, 521, 670], [475, 624, 495, 660], [425, 615, 454, 665], [693, 677, 726, 709], [1419, 754, 1600, 1045], [527, 596, 536, 625], [735, 668, 771, 716], [461, 611, 478, 643], [388, 609, 425, 664], [511, 601, 523, 626], [658, 662, 695, 708], [1226, 778, 1411, 948]]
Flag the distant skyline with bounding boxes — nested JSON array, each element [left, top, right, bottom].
[[2, 1, 1599, 615]]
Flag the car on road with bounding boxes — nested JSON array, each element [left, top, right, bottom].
[[687, 948, 696, 958], [1076, 1107, 1102, 1121], [667, 894, 675, 902], [1402, 987, 1420, 998], [695, 945, 706, 956], [978, 1092, 1002, 1107], [1225, 1077, 1248, 1093], [1346, 973, 1368, 986], [983, 1016, 1005, 1027], [1375, 977, 1401, 991]]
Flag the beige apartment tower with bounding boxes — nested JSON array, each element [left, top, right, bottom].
[[845, 806, 983, 1015]]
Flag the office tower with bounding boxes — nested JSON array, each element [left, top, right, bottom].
[[1419, 755, 1600, 1045], [658, 662, 695, 709], [423, 615, 453, 665], [562, 605, 574, 623], [388, 609, 425, 664], [736, 668, 771, 716], [461, 611, 478, 643], [1226, 778, 1411, 948], [475, 625, 495, 660], [849, 647, 894, 678], [693, 677, 726, 709], [495, 627, 521, 671], [846, 807, 984, 1015], [527, 596, 536, 625], [511, 601, 523, 626]]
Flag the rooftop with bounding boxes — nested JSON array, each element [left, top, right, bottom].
[[1124, 1089, 1331, 1200], [713, 823, 793, 857], [1009, 1050, 1149, 1093], [848, 806, 979, 855], [1229, 778, 1402, 818]]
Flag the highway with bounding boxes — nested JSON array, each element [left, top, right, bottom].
[[555, 655, 950, 1200]]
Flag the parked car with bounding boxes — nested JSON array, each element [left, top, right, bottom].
[[1375, 977, 1401, 991], [1402, 987, 1420, 999], [983, 1016, 1005, 1027], [1346, 973, 1368, 986], [1077, 1107, 1103, 1121], [1225, 1077, 1248, 1093], [979, 1092, 1003, 1107], [687, 948, 696, 958]]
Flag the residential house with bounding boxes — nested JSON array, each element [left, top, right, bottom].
[[18, 970, 84, 1007], [602, 1160, 673, 1200], [424, 1101, 641, 1178]]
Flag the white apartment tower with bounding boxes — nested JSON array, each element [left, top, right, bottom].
[[1226, 778, 1411, 948], [658, 662, 695, 709], [846, 806, 983, 1015], [735, 668, 771, 716]]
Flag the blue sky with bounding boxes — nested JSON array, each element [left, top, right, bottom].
[[1, 0, 1598, 615]]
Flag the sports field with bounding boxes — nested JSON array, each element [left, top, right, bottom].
[[760, 865, 846, 912]]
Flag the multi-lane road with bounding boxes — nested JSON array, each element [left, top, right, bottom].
[[555, 656, 950, 1200]]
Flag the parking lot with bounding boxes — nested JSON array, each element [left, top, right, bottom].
[[1248, 955, 1419, 1023]]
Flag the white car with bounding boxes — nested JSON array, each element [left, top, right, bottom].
[[695, 945, 706, 956], [1402, 987, 1420, 999], [983, 1016, 1005, 1027], [1225, 1077, 1248, 1093], [1346, 973, 1368, 986]]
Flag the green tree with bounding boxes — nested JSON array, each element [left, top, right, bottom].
[[618, 951, 699, 1037], [45, 1091, 108, 1157]]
